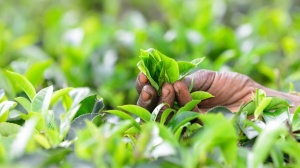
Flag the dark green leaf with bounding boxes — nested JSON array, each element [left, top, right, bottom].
[[263, 107, 290, 123], [74, 94, 97, 119], [160, 108, 176, 124], [264, 97, 291, 111], [177, 100, 201, 113], [207, 106, 234, 120], [167, 111, 201, 132]]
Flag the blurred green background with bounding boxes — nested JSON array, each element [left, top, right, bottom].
[[1, 0, 300, 109]]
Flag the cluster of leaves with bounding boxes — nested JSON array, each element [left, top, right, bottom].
[[1, 70, 300, 167], [137, 48, 203, 92]]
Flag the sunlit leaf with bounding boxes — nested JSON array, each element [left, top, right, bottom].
[[292, 106, 300, 132], [34, 134, 51, 149], [14, 97, 31, 112], [5, 70, 36, 101], [254, 97, 272, 120], [31, 86, 53, 116], [190, 91, 214, 101], [0, 100, 17, 122], [50, 87, 73, 106], [25, 60, 53, 87], [118, 105, 151, 122], [0, 122, 22, 136]]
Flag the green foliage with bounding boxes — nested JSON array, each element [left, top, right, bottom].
[[0, 71, 299, 167]]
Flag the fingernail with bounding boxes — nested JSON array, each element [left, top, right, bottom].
[[162, 87, 170, 96], [174, 83, 180, 95], [141, 90, 151, 101], [139, 74, 148, 83]]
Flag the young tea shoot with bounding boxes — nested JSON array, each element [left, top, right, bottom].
[[137, 48, 204, 94]]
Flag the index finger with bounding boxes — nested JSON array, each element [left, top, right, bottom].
[[136, 72, 149, 94]]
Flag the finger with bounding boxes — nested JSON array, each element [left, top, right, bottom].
[[182, 70, 216, 92], [137, 85, 158, 112], [136, 72, 149, 94], [174, 81, 200, 112], [156, 83, 175, 121], [157, 83, 175, 107]]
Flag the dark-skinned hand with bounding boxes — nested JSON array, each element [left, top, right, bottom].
[[136, 70, 300, 121]]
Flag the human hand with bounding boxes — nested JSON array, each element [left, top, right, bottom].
[[136, 70, 260, 115]]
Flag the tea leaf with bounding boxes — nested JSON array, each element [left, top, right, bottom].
[[137, 60, 159, 91], [264, 97, 291, 111], [15, 97, 31, 112], [5, 70, 36, 101], [177, 100, 201, 113], [190, 91, 214, 101], [252, 121, 288, 167], [0, 122, 22, 136], [105, 109, 141, 130], [31, 86, 53, 116], [160, 108, 176, 124], [208, 106, 234, 120], [50, 87, 73, 106], [151, 103, 167, 121], [167, 111, 201, 132], [25, 60, 53, 87], [292, 106, 300, 132], [0, 100, 17, 122], [178, 58, 204, 79], [254, 97, 272, 120], [263, 107, 289, 123], [74, 94, 97, 119], [118, 105, 151, 122]]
